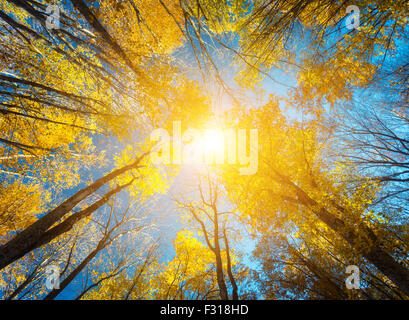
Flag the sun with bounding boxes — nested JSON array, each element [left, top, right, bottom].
[[201, 130, 225, 154], [181, 128, 225, 167]]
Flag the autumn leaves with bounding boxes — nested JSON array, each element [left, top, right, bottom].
[[1, 0, 409, 300]]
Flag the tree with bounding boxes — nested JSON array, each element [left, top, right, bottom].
[[175, 173, 241, 300], [43, 197, 147, 300], [0, 0, 212, 300], [221, 99, 409, 297]]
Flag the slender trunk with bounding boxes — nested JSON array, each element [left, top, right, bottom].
[[0, 154, 145, 270], [214, 247, 228, 300], [44, 238, 107, 300], [69, 0, 139, 76], [274, 170, 409, 297], [286, 242, 346, 299], [223, 229, 238, 300], [75, 270, 121, 300], [124, 246, 155, 300], [6, 267, 37, 300], [213, 208, 228, 300], [33, 183, 130, 252]]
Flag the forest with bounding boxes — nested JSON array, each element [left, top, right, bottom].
[[0, 0, 409, 300]]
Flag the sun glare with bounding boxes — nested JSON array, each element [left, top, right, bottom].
[[201, 130, 225, 154], [180, 127, 225, 167]]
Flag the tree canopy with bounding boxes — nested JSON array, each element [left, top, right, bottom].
[[0, 0, 408, 300]]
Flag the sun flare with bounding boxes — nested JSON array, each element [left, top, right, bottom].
[[200, 130, 225, 154], [181, 128, 225, 167]]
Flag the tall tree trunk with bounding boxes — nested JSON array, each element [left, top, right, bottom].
[[6, 265, 39, 300], [274, 170, 409, 297], [69, 0, 140, 76], [44, 237, 108, 300], [223, 229, 238, 300], [286, 241, 347, 299], [213, 208, 229, 300], [0, 154, 146, 270]]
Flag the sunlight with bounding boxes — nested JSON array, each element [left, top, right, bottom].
[[182, 128, 225, 167], [5, 0, 407, 302], [200, 130, 224, 154]]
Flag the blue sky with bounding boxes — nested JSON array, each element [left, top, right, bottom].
[[5, 0, 409, 300]]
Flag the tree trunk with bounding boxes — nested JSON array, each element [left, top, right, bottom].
[[213, 209, 228, 300], [0, 154, 145, 270], [44, 238, 107, 300], [223, 229, 238, 300], [274, 170, 409, 297]]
